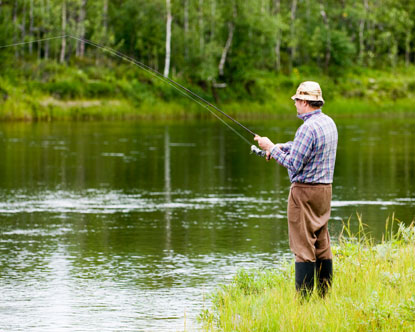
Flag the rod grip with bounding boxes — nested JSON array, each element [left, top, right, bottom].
[[251, 145, 267, 158]]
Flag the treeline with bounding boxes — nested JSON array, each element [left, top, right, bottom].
[[1, 0, 414, 82]]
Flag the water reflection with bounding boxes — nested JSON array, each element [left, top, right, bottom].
[[0, 118, 414, 330], [165, 127, 172, 253]]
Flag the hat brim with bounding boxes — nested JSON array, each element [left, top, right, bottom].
[[291, 94, 324, 102]]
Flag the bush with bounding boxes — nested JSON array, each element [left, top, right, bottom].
[[40, 80, 83, 100], [84, 80, 115, 98]]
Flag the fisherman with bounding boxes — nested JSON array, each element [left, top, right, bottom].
[[254, 81, 338, 298]]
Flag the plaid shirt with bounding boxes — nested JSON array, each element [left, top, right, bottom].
[[271, 109, 338, 183]]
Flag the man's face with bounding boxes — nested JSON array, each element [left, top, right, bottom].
[[294, 99, 307, 114]]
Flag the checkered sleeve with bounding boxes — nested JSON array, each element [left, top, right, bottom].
[[280, 141, 293, 153], [271, 125, 314, 172]]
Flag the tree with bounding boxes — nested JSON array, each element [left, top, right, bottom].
[[289, 0, 297, 72], [164, 0, 172, 77], [76, 0, 87, 57], [0, 0, 414, 86], [60, 0, 66, 63], [218, 0, 235, 77]]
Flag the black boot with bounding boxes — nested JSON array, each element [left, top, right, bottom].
[[295, 262, 315, 299], [316, 259, 333, 298]]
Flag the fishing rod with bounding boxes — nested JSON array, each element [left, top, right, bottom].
[[0, 35, 266, 158]]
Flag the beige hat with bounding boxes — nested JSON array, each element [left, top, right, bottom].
[[291, 81, 324, 103]]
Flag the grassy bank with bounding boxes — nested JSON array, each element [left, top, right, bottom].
[[1, 60, 415, 120], [200, 218, 415, 331]]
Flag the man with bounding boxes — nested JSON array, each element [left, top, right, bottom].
[[254, 81, 338, 298]]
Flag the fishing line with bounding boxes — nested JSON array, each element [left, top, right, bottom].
[[0, 34, 256, 146], [0, 35, 68, 49]]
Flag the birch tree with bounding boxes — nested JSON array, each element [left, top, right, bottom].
[[210, 0, 215, 41], [358, 0, 368, 64], [218, 1, 236, 77], [60, 0, 66, 63], [405, 29, 412, 67], [320, 1, 331, 72], [44, 0, 50, 59], [12, 0, 19, 58], [184, 0, 189, 59], [28, 0, 33, 54], [103, 0, 108, 36], [199, 0, 204, 52], [76, 0, 87, 57], [289, 0, 297, 72], [163, 0, 172, 77], [274, 0, 281, 72], [21, 0, 26, 53]]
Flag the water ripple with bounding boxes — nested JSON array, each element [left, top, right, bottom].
[[0, 190, 410, 215], [0, 190, 275, 215]]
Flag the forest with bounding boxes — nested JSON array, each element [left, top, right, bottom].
[[0, 0, 415, 119]]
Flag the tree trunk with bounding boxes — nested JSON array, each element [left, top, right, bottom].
[[274, 0, 281, 72], [44, 0, 50, 59], [78, 0, 87, 57], [289, 0, 297, 72], [103, 0, 108, 36], [304, 0, 311, 63], [163, 0, 172, 77], [13, 0, 19, 59], [38, 0, 45, 60], [21, 0, 26, 55], [37, 30, 41, 60], [219, 22, 234, 76], [29, 0, 33, 54], [218, 3, 236, 77], [389, 39, 398, 68], [199, 0, 204, 52], [184, 0, 189, 59], [320, 1, 331, 72], [210, 0, 215, 41], [358, 0, 368, 64], [358, 19, 364, 64], [405, 30, 411, 67], [60, 0, 66, 63], [37, 0, 42, 61], [259, 0, 266, 65], [275, 37, 281, 72]]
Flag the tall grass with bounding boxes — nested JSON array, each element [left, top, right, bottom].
[[200, 216, 415, 331], [1, 62, 415, 120]]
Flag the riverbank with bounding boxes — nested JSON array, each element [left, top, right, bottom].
[[199, 219, 415, 331], [1, 61, 415, 121]]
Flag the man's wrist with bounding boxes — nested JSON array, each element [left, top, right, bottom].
[[270, 144, 281, 159]]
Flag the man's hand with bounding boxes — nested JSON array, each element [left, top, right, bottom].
[[254, 135, 275, 161]]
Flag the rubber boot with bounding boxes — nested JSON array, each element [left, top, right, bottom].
[[295, 262, 315, 299], [316, 259, 333, 298]]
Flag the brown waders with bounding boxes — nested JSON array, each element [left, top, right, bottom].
[[287, 182, 333, 298]]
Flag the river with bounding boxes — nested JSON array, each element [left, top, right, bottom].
[[0, 116, 414, 331]]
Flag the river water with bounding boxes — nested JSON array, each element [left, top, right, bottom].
[[0, 117, 414, 331]]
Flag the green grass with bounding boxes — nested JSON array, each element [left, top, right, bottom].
[[199, 216, 415, 331], [1, 60, 415, 120]]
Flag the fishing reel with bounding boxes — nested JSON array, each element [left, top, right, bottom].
[[250, 145, 267, 158]]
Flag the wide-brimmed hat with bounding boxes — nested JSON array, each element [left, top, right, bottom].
[[291, 81, 324, 103]]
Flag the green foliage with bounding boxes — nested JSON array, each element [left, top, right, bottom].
[[0, 0, 415, 119], [1, 0, 415, 82], [1, 60, 415, 120]]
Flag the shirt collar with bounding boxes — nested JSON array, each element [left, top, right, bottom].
[[297, 109, 322, 121]]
